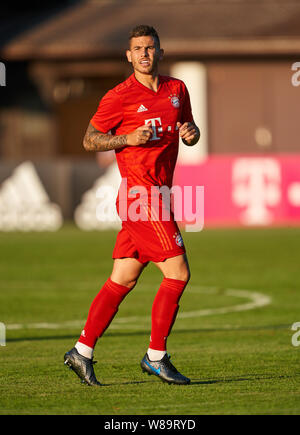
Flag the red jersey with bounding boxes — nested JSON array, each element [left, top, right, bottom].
[[90, 73, 194, 198]]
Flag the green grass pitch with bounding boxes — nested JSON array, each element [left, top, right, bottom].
[[0, 225, 299, 415]]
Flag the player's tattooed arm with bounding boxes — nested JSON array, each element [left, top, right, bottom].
[[177, 122, 200, 146], [83, 123, 128, 152], [83, 123, 154, 151]]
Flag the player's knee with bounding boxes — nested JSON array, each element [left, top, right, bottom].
[[166, 267, 190, 283], [179, 268, 191, 283], [112, 277, 137, 290], [125, 278, 138, 290], [178, 261, 191, 283]]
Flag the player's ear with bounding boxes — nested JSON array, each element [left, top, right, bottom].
[[126, 49, 132, 63]]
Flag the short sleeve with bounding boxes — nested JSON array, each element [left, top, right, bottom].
[[90, 89, 123, 133], [180, 83, 194, 124]]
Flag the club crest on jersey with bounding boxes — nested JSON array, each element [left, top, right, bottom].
[[173, 231, 183, 247], [169, 94, 180, 108]]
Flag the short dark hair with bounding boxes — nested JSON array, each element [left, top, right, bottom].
[[129, 25, 160, 48]]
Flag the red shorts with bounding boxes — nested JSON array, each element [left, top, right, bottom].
[[112, 199, 185, 264]]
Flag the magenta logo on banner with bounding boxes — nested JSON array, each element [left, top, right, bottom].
[[175, 156, 300, 227], [232, 158, 281, 225]]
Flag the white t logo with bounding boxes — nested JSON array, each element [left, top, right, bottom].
[[145, 117, 162, 141], [232, 158, 281, 225]]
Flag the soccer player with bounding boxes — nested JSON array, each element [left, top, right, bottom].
[[64, 25, 200, 386]]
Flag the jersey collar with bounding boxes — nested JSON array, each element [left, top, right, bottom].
[[131, 73, 163, 95]]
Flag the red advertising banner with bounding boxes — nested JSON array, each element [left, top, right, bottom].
[[174, 155, 300, 227]]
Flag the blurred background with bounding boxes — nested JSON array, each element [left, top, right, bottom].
[[1, 0, 300, 230]]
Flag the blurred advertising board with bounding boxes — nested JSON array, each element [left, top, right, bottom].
[[174, 155, 300, 227]]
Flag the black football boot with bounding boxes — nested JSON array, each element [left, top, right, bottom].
[[64, 347, 101, 386], [141, 353, 190, 385]]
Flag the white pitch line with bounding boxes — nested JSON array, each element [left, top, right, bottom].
[[177, 288, 271, 319], [5, 287, 271, 331]]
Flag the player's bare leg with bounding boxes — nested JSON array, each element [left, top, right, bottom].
[[111, 257, 147, 288], [154, 253, 190, 282], [140, 254, 191, 384]]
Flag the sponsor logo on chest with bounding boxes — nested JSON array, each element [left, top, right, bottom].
[[144, 117, 179, 141]]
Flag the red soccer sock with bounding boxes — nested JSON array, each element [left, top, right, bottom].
[[149, 277, 188, 351], [78, 277, 132, 348]]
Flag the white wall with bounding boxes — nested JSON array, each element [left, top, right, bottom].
[[170, 62, 208, 163]]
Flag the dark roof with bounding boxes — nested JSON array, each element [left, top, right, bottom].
[[2, 0, 300, 59]]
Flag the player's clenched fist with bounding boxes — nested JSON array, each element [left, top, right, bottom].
[[177, 122, 200, 146], [127, 125, 153, 146]]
